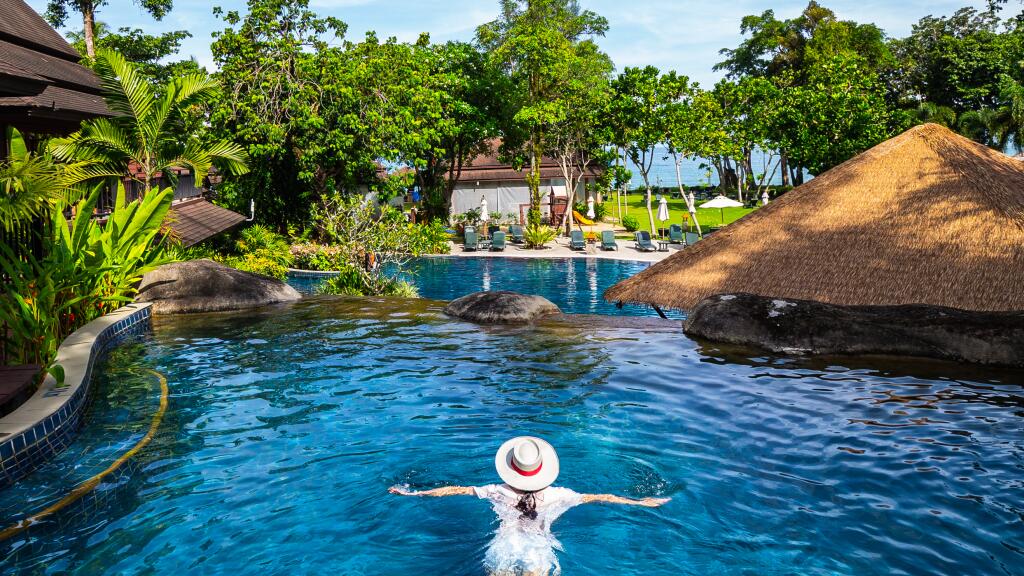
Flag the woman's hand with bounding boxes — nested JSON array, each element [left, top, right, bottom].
[[388, 485, 414, 496], [582, 494, 672, 507]]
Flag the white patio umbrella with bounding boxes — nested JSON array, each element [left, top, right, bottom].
[[586, 195, 596, 219], [761, 190, 770, 205], [700, 194, 743, 225], [656, 195, 670, 238], [479, 195, 489, 222]]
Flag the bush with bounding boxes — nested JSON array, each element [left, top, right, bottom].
[[317, 264, 419, 298], [523, 224, 557, 248], [409, 219, 451, 255], [621, 214, 640, 232], [208, 225, 292, 280], [290, 243, 346, 271]]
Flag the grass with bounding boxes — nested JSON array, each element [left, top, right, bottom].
[[606, 192, 758, 232]]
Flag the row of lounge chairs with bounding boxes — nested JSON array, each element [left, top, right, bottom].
[[464, 224, 702, 253], [463, 225, 526, 252]]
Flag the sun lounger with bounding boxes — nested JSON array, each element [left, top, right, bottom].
[[669, 224, 684, 244], [464, 229, 480, 251], [684, 232, 701, 246], [509, 224, 525, 244], [569, 230, 587, 250], [634, 231, 657, 252], [600, 230, 619, 251], [490, 231, 506, 251]]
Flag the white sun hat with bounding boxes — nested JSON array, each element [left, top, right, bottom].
[[495, 436, 560, 492]]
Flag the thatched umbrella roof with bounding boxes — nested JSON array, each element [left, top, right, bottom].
[[605, 123, 1024, 313]]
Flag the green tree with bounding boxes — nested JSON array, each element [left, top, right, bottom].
[[51, 49, 249, 194], [608, 66, 687, 234], [68, 22, 199, 79], [45, 0, 174, 59], [477, 0, 609, 227]]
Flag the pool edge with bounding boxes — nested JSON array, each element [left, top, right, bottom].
[[0, 303, 152, 489]]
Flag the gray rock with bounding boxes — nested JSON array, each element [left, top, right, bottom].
[[444, 291, 560, 324], [136, 259, 301, 314], [684, 293, 1024, 367]]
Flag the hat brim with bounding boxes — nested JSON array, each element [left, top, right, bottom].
[[495, 436, 559, 492]]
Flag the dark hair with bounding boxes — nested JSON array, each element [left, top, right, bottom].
[[515, 492, 538, 521]]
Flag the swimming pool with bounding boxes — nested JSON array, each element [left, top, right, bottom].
[[287, 256, 674, 318], [1, 296, 1022, 574]]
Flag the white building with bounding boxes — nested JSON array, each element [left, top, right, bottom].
[[450, 143, 602, 224]]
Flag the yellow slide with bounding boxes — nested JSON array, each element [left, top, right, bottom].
[[573, 210, 594, 226]]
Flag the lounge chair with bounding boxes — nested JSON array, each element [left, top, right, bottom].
[[490, 231, 506, 251], [464, 230, 480, 251], [669, 224, 684, 244], [509, 224, 525, 244], [634, 231, 657, 252], [569, 230, 587, 250], [685, 232, 701, 246], [600, 230, 619, 251]]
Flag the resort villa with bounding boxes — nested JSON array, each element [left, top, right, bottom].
[[3, 0, 1024, 575], [450, 140, 603, 223]]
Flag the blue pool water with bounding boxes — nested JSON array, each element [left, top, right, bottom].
[[287, 256, 676, 318], [1, 297, 1023, 575]]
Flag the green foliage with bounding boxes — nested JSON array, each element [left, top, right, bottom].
[[317, 268, 419, 298], [477, 0, 610, 227], [69, 22, 199, 80], [621, 214, 640, 232], [573, 200, 608, 221], [523, 224, 557, 248], [51, 49, 248, 193], [290, 243, 346, 272], [222, 225, 293, 280], [0, 183, 173, 367]]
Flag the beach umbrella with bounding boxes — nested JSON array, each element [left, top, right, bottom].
[[700, 194, 743, 224], [657, 195, 670, 237], [586, 195, 596, 219]]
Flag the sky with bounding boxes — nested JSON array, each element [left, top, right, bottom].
[[27, 0, 991, 88]]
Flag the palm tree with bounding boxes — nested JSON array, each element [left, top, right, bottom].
[[52, 49, 248, 195], [957, 108, 1013, 151], [913, 102, 957, 128]]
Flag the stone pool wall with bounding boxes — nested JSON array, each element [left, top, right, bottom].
[[0, 303, 152, 488]]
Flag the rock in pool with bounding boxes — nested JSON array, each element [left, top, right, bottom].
[[136, 259, 301, 314], [444, 291, 561, 324], [684, 292, 1024, 367]]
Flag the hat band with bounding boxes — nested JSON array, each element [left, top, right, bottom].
[[510, 459, 543, 477]]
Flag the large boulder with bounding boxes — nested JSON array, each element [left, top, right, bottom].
[[684, 293, 1024, 367], [136, 259, 301, 314], [444, 291, 560, 324]]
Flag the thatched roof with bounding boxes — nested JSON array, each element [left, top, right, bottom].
[[605, 123, 1024, 313]]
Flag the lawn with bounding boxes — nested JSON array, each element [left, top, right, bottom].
[[605, 192, 758, 233]]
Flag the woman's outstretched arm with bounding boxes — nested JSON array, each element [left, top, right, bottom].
[[388, 485, 475, 497], [581, 494, 671, 507]]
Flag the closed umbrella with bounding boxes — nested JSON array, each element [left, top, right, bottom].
[[700, 194, 743, 225], [657, 195, 670, 238], [479, 196, 489, 222], [586, 195, 596, 220]]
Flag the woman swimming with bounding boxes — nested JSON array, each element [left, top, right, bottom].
[[389, 436, 669, 576]]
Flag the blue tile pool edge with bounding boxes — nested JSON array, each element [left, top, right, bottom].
[[0, 303, 152, 489]]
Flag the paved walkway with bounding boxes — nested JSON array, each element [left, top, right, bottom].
[[446, 237, 687, 263]]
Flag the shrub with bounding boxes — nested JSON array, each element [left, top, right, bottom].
[[408, 219, 451, 255], [290, 243, 346, 271], [317, 264, 419, 298], [221, 225, 293, 279], [523, 224, 557, 248], [621, 214, 640, 232]]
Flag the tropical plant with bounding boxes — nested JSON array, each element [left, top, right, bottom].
[[621, 214, 640, 232], [0, 182, 173, 368], [220, 225, 293, 280], [523, 224, 557, 248], [51, 49, 248, 194], [318, 269, 419, 298]]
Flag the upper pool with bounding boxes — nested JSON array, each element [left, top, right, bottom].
[[1, 296, 1021, 575], [288, 256, 674, 318]]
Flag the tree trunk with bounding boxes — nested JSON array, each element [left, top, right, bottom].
[[82, 4, 96, 59], [526, 138, 542, 227], [780, 153, 790, 187], [673, 153, 702, 237]]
